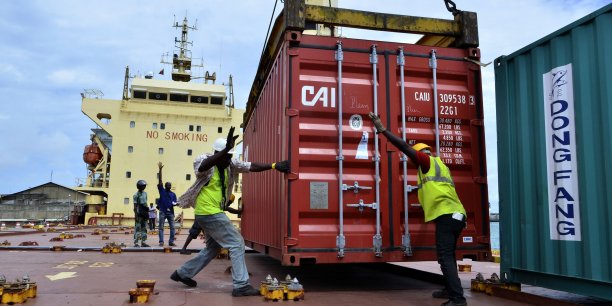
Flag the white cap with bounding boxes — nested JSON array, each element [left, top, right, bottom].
[[212, 138, 235, 154]]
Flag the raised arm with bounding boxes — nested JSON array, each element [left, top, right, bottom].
[[368, 112, 418, 164], [198, 126, 240, 172], [157, 162, 164, 186]]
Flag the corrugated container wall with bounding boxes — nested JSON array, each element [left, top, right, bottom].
[[495, 4, 612, 300], [242, 13, 489, 266]]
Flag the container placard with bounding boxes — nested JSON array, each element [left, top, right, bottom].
[[310, 182, 329, 210], [543, 63, 581, 241]]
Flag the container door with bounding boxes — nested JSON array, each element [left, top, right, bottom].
[[287, 36, 392, 264]]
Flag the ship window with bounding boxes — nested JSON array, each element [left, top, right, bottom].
[[152, 123, 158, 129], [126, 171, 131, 178], [149, 92, 167, 101], [218, 127, 222, 133], [128, 146, 133, 153], [191, 96, 208, 104], [189, 125, 194, 132], [196, 126, 201, 132], [158, 148, 164, 154], [160, 123, 165, 129], [187, 149, 192, 156], [211, 97, 223, 105], [124, 198, 129, 205], [170, 93, 188, 102], [186, 174, 191, 181], [133, 90, 146, 99], [130, 121, 135, 128]]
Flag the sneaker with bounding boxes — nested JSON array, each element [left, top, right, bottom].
[[169, 242, 177, 247], [432, 289, 449, 299], [159, 242, 164, 246], [441, 300, 467, 306], [141, 243, 150, 247], [170, 270, 197, 287], [231, 284, 260, 297]]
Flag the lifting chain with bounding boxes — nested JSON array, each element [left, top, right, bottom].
[[444, 0, 460, 16]]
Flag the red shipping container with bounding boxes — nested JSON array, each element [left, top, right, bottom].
[[242, 30, 489, 266]]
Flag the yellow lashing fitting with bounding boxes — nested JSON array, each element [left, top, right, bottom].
[[102, 235, 110, 240], [52, 245, 66, 252], [264, 286, 285, 301], [129, 288, 151, 303], [286, 277, 305, 301], [260, 274, 273, 296], [136, 280, 156, 291], [216, 248, 229, 259], [1, 284, 28, 304], [25, 283, 37, 298], [458, 264, 472, 272]]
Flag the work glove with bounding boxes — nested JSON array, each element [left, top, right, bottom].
[[226, 126, 239, 151], [274, 160, 290, 173], [368, 112, 386, 134]]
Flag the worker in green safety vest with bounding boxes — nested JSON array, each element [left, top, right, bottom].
[[369, 112, 467, 306]]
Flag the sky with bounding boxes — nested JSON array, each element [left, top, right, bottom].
[[0, 0, 609, 211]]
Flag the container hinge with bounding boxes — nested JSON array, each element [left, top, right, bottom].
[[347, 199, 377, 213], [473, 176, 487, 184], [342, 181, 372, 194], [470, 119, 484, 126], [286, 108, 299, 117], [336, 234, 345, 258], [373, 234, 383, 257], [285, 237, 299, 246], [402, 234, 413, 256]]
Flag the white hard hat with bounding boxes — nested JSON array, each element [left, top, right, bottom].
[[212, 138, 235, 154]]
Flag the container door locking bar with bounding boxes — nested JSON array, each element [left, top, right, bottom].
[[398, 47, 413, 256], [347, 199, 378, 213], [342, 181, 372, 194], [335, 42, 346, 259], [430, 50, 440, 155], [371, 45, 383, 257]]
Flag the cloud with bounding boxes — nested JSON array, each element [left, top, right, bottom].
[[47, 68, 100, 86], [0, 63, 25, 82]]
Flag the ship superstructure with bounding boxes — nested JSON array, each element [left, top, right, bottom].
[[77, 17, 244, 226]]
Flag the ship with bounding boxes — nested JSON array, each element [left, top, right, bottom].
[[76, 17, 244, 228]]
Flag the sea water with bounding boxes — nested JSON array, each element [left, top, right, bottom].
[[490, 222, 500, 251]]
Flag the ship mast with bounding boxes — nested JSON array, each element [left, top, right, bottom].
[[161, 17, 202, 82]]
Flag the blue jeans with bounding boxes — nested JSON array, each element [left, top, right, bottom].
[[176, 213, 249, 289], [158, 211, 175, 244]]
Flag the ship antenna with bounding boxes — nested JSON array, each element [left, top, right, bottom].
[[122, 66, 130, 100], [160, 16, 203, 82]]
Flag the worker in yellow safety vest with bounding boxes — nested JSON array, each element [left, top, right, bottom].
[[369, 112, 467, 306]]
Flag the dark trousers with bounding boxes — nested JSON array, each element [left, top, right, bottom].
[[148, 218, 156, 230], [435, 214, 466, 303]]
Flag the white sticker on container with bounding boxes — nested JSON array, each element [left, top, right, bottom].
[[349, 114, 363, 131], [462, 236, 473, 243], [355, 131, 369, 160]]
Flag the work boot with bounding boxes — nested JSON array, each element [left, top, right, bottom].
[[169, 242, 177, 247], [231, 284, 260, 297], [432, 289, 449, 299], [141, 243, 150, 247], [159, 242, 164, 246], [133, 244, 140, 248], [441, 300, 467, 306], [170, 270, 197, 287]]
